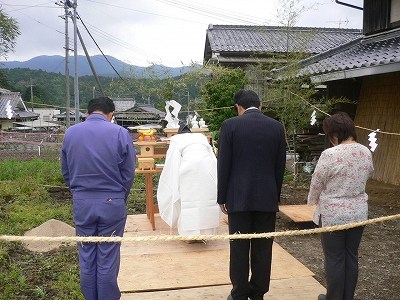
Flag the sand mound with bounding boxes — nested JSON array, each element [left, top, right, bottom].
[[23, 219, 76, 252]]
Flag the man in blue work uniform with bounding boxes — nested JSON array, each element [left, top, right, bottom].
[[62, 97, 136, 300]]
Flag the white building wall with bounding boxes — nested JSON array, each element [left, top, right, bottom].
[[33, 108, 61, 121]]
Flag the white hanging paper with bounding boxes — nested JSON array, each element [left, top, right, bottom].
[[368, 129, 380, 152], [164, 100, 181, 128], [310, 110, 317, 126], [5, 100, 13, 119]]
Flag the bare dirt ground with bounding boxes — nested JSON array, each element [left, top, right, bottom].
[[275, 179, 400, 300]]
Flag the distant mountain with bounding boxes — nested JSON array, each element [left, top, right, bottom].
[[0, 55, 199, 78]]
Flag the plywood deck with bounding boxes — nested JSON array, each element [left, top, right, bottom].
[[119, 214, 325, 299], [279, 204, 316, 223], [121, 278, 325, 300]]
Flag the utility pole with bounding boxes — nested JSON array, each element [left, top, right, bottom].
[[73, 0, 80, 124], [76, 26, 105, 97], [27, 79, 35, 112], [56, 0, 72, 127], [64, 1, 71, 127]]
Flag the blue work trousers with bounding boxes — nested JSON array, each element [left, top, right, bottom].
[[74, 196, 127, 300]]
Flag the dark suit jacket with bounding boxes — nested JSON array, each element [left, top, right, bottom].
[[217, 109, 286, 213]]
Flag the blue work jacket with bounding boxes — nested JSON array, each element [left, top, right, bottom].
[[61, 113, 136, 201]]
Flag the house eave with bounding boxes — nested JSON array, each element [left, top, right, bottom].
[[206, 55, 288, 66], [310, 62, 400, 83]]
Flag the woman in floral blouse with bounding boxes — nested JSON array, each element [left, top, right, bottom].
[[307, 112, 374, 300]]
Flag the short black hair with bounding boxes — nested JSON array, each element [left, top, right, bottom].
[[322, 111, 357, 144], [87, 97, 115, 114], [234, 90, 260, 109], [178, 123, 191, 134]]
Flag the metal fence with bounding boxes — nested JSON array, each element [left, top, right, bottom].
[[0, 131, 63, 161]]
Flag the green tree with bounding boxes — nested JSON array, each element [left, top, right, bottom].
[[0, 69, 13, 89], [245, 0, 352, 153], [105, 64, 200, 113], [0, 8, 19, 59], [0, 8, 20, 89], [201, 66, 248, 132]]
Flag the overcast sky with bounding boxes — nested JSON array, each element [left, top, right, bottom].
[[2, 0, 363, 67]]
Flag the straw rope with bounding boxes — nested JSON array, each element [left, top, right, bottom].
[[289, 91, 400, 136], [1, 213, 399, 244]]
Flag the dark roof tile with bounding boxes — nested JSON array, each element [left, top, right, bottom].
[[296, 29, 400, 80], [206, 25, 361, 55], [0, 89, 37, 119]]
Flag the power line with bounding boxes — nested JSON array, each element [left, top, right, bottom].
[[2, 3, 64, 35], [2, 1, 154, 64], [81, 22, 154, 59], [3, 0, 276, 68], [76, 12, 124, 80], [83, 0, 206, 25], [155, 0, 267, 25], [3, 1, 150, 67], [0, 1, 56, 12], [84, 0, 269, 25]]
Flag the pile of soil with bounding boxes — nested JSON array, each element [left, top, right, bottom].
[[276, 179, 400, 300], [23, 219, 75, 252]]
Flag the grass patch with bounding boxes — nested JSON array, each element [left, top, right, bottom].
[[0, 158, 146, 299], [0, 159, 81, 299], [0, 179, 74, 235], [0, 158, 65, 185], [0, 242, 82, 300]]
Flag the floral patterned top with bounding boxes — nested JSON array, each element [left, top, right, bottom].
[[307, 143, 374, 227]]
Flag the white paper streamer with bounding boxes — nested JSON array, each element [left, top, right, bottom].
[[5, 100, 13, 119], [310, 110, 317, 125], [368, 129, 380, 152], [164, 100, 181, 128]]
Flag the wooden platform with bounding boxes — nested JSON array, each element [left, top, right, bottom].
[[279, 205, 316, 223], [119, 214, 325, 299]]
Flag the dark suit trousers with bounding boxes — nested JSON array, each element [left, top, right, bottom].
[[228, 212, 276, 300], [321, 226, 364, 300]]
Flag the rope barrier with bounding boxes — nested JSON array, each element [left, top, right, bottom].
[[289, 91, 400, 136], [1, 213, 399, 244]]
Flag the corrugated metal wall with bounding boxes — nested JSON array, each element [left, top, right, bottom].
[[355, 72, 400, 185]]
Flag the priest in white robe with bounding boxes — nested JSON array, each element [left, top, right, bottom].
[[157, 124, 220, 236]]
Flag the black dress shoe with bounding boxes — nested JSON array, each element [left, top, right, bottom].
[[318, 294, 326, 300], [249, 293, 263, 300]]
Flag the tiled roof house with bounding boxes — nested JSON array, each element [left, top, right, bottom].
[[0, 88, 38, 130], [112, 98, 165, 127], [203, 25, 362, 66], [203, 25, 362, 98], [53, 99, 165, 128], [297, 28, 400, 82], [294, 0, 400, 185]]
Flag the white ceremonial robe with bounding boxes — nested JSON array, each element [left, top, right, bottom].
[[157, 133, 220, 236]]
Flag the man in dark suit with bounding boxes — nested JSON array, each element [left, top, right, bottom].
[[217, 90, 286, 300]]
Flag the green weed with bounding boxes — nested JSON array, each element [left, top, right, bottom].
[[0, 158, 64, 185], [0, 158, 147, 299]]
